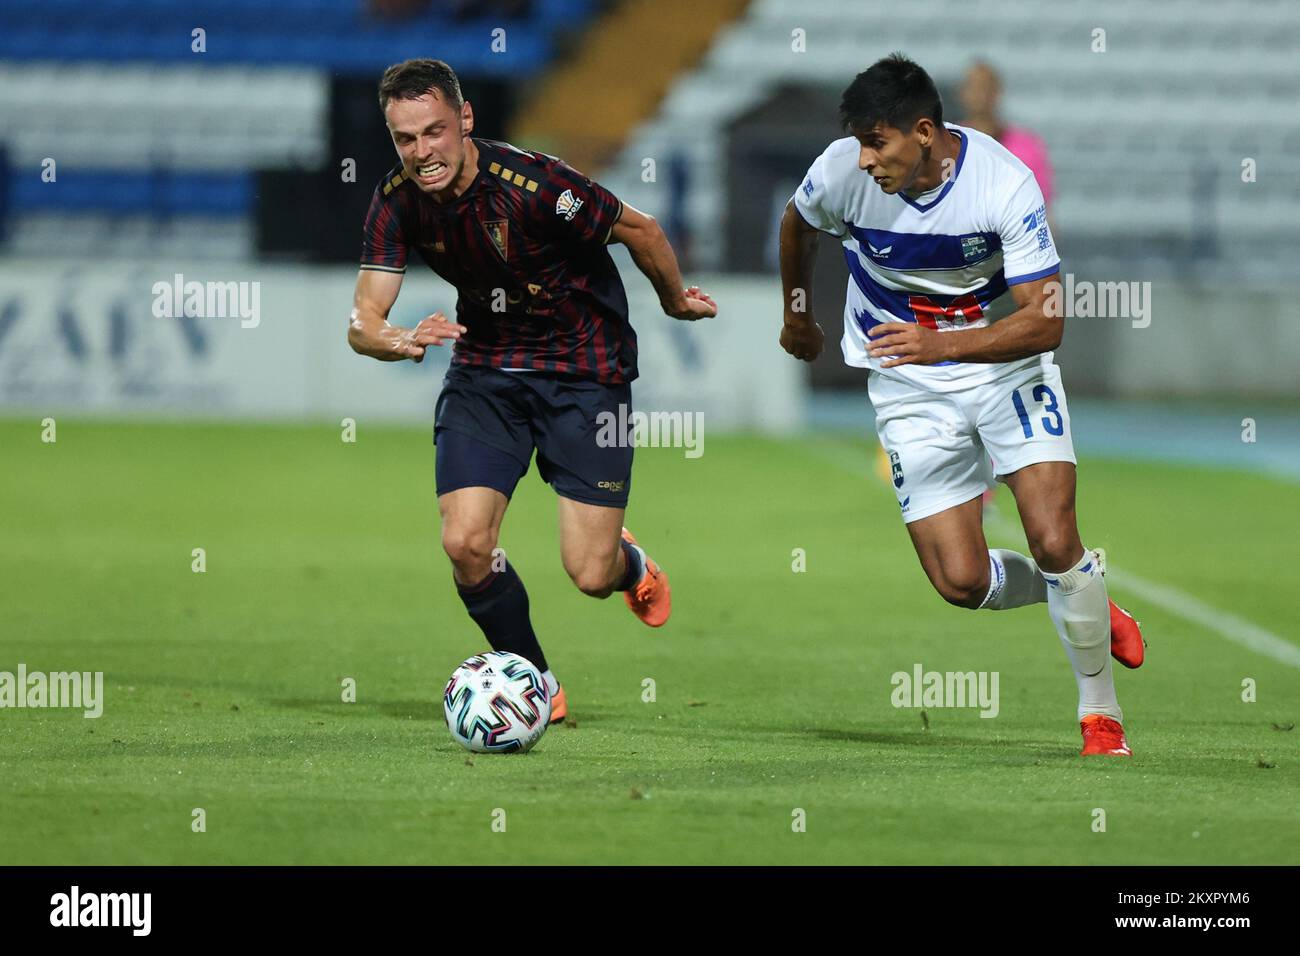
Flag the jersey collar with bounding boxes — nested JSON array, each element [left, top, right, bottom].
[[898, 126, 967, 213]]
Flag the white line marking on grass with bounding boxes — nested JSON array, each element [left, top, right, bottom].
[[982, 482, 1300, 671], [817, 434, 1300, 671], [1101, 570, 1300, 670]]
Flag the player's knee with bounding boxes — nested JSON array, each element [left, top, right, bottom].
[[1028, 528, 1080, 574], [441, 525, 496, 573], [563, 555, 616, 598], [568, 565, 613, 599], [935, 567, 989, 609]]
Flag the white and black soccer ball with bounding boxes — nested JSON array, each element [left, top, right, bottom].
[[443, 651, 551, 754]]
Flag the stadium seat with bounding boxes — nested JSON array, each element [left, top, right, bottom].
[[597, 0, 1300, 273]]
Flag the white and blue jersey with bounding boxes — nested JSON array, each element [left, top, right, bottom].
[[793, 124, 1060, 393]]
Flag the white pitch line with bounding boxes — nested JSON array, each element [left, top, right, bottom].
[[1102, 569, 1300, 670], [979, 501, 1300, 671], [815, 435, 1300, 671]]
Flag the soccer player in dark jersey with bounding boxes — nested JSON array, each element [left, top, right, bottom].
[[348, 59, 716, 724]]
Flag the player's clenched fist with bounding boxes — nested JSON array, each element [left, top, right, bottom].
[[780, 318, 824, 362], [398, 312, 468, 362]]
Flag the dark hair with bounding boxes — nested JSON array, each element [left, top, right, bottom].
[[378, 58, 463, 112], [839, 53, 943, 133]]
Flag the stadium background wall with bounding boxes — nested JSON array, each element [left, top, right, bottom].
[[0, 264, 805, 428]]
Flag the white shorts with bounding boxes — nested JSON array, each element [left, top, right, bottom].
[[869, 360, 1077, 524]]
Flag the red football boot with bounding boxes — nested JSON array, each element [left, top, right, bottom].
[[1080, 714, 1132, 756], [1110, 601, 1145, 669], [1093, 549, 1146, 668]]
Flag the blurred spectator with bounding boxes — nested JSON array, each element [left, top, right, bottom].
[[666, 152, 691, 270], [959, 61, 1053, 203], [447, 0, 532, 19], [368, 0, 534, 18], [0, 144, 8, 245], [367, 0, 432, 17], [958, 61, 1055, 515]]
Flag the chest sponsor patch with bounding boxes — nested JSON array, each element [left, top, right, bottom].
[[961, 235, 988, 261], [482, 220, 508, 260]]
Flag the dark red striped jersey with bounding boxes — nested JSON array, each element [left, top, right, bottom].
[[360, 139, 636, 383]]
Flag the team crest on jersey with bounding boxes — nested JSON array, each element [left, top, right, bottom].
[[890, 451, 904, 488], [961, 235, 988, 262], [482, 220, 509, 260], [555, 189, 584, 221]]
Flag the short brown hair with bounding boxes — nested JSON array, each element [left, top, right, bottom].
[[378, 59, 463, 112]]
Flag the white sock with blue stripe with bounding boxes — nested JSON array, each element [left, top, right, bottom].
[[979, 549, 1048, 610]]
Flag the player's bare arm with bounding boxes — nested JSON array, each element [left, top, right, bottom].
[[866, 273, 1062, 368], [610, 202, 717, 321], [348, 268, 467, 363], [778, 198, 825, 362]]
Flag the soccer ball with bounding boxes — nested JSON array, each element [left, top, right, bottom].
[[443, 651, 551, 753]]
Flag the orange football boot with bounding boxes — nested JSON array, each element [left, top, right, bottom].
[[1109, 601, 1145, 669], [548, 684, 567, 725], [1080, 714, 1132, 756], [621, 528, 671, 627], [1092, 549, 1146, 668]]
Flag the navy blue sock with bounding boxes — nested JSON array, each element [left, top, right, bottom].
[[614, 538, 645, 592], [456, 561, 548, 673]]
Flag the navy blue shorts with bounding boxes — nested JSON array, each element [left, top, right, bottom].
[[434, 365, 633, 508]]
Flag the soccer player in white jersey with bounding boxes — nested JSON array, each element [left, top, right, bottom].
[[778, 54, 1145, 756]]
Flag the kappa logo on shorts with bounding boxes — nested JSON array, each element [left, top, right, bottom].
[[889, 451, 904, 488], [556, 189, 584, 221]]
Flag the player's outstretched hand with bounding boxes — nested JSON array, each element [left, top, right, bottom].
[[866, 322, 950, 368], [780, 318, 824, 362], [668, 286, 717, 321], [399, 312, 467, 363]]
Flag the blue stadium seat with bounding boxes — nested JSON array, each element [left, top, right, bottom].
[[9, 170, 254, 217], [0, 1, 559, 72], [0, 0, 595, 247]]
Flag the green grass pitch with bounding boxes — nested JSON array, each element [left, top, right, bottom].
[[1, 417, 1297, 865]]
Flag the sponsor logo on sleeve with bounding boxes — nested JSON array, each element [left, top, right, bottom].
[[555, 189, 584, 221], [1021, 204, 1052, 250]]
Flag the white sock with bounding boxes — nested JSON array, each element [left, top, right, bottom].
[[541, 669, 560, 696], [1045, 549, 1121, 722], [980, 549, 1048, 609]]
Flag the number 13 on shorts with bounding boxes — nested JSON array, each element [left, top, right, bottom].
[[1010, 384, 1064, 438]]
